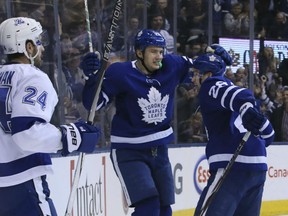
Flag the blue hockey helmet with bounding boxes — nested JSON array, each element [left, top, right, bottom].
[[193, 53, 226, 76], [134, 29, 166, 51]]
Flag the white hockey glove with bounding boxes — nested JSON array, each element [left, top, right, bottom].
[[60, 120, 100, 156]]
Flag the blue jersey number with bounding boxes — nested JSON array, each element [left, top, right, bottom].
[[0, 86, 12, 133], [0, 86, 48, 133], [23, 86, 47, 110]]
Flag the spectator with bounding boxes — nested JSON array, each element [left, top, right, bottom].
[[278, 58, 288, 86], [223, 2, 249, 37], [60, 0, 99, 54], [178, 111, 207, 143], [185, 34, 207, 59], [177, 5, 190, 54], [224, 68, 236, 83], [275, 0, 288, 14], [258, 37, 277, 77], [255, 0, 277, 36], [150, 0, 174, 33], [212, 0, 227, 36], [176, 67, 201, 143], [265, 11, 288, 40], [234, 67, 248, 87], [270, 86, 288, 141], [259, 74, 283, 116], [60, 33, 86, 120], [148, 7, 175, 54], [176, 81, 200, 135], [180, 0, 208, 35], [127, 15, 141, 60]]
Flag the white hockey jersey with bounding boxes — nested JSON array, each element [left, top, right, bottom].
[[0, 63, 62, 187]]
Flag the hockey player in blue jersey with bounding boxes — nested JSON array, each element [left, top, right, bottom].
[[192, 45, 275, 216], [0, 17, 100, 216], [80, 29, 194, 216]]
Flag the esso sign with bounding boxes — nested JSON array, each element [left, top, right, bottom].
[[193, 155, 210, 195]]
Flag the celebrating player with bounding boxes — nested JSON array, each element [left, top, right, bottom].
[[192, 45, 275, 216], [0, 17, 100, 216], [80, 29, 194, 216]]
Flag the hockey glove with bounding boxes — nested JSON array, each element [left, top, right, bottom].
[[210, 44, 232, 66], [80, 51, 101, 80], [240, 106, 266, 136], [60, 120, 100, 156]]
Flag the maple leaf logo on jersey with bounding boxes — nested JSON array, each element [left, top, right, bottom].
[[137, 86, 169, 125], [209, 54, 217, 62]]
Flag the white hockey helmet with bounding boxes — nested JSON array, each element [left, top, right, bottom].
[[0, 17, 47, 57]]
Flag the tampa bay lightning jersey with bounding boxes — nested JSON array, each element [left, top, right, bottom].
[[0, 63, 62, 187], [198, 75, 275, 171], [83, 54, 193, 149]]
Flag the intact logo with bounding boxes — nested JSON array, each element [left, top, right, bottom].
[[193, 155, 210, 195], [69, 156, 107, 216]]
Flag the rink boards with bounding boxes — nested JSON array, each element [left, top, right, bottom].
[[49, 144, 288, 216]]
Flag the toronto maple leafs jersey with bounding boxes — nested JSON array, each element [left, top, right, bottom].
[[0, 63, 63, 187], [198, 75, 275, 171], [83, 54, 193, 149]]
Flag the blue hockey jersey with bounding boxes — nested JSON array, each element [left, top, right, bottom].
[[83, 54, 193, 149], [198, 75, 275, 171]]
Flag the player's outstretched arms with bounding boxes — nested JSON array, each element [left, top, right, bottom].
[[80, 51, 101, 81], [59, 120, 100, 156], [206, 44, 232, 66]]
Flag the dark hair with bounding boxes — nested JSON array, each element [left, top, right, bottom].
[[7, 53, 25, 62]]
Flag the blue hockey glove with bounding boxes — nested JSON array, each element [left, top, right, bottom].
[[60, 120, 100, 156], [80, 51, 101, 79], [240, 106, 266, 136], [210, 44, 232, 66]]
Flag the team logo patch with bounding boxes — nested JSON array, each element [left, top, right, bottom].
[[137, 86, 169, 125], [209, 55, 217, 62]]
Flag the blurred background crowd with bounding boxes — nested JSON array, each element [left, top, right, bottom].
[[0, 0, 288, 146]]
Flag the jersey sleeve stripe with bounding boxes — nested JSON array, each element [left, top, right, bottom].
[[229, 88, 246, 111], [220, 85, 238, 108], [208, 153, 267, 164], [11, 116, 45, 135]]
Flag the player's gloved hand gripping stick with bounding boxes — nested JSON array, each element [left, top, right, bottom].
[[65, 0, 123, 215]]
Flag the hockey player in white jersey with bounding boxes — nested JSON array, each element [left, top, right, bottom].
[[80, 29, 194, 216], [192, 45, 275, 216], [0, 17, 100, 216]]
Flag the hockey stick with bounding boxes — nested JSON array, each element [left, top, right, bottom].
[[64, 1, 123, 215], [198, 131, 251, 216]]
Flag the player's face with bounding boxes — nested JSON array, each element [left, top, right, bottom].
[[283, 90, 288, 104], [143, 46, 164, 71], [200, 72, 212, 83]]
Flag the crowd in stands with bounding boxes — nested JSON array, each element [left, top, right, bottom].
[[1, 0, 288, 145]]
